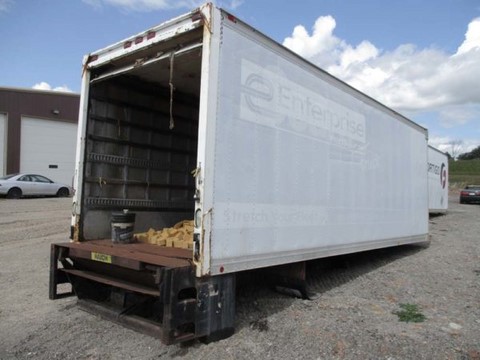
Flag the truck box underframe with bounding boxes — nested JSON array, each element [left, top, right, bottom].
[[49, 241, 235, 344]]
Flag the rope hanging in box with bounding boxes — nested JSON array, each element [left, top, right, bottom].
[[169, 51, 175, 130]]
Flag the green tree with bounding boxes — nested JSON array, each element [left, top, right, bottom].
[[458, 145, 480, 160]]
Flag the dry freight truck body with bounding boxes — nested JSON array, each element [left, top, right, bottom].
[[428, 145, 449, 214], [50, 3, 429, 343]]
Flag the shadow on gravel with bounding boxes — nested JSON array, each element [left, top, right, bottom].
[[232, 243, 429, 334], [429, 212, 447, 219], [170, 243, 430, 351], [306, 243, 428, 294], [234, 269, 297, 333]]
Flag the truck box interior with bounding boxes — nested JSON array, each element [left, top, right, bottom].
[[80, 27, 203, 241]]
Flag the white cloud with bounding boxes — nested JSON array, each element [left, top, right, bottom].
[[283, 17, 480, 114], [429, 136, 478, 156], [456, 18, 480, 55], [83, 0, 203, 11], [83, 0, 244, 11], [283, 16, 344, 68], [219, 0, 244, 10], [0, 0, 13, 13], [32, 82, 72, 93], [438, 105, 478, 129], [428, 136, 454, 153]]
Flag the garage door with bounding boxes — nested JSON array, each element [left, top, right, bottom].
[[0, 113, 6, 176], [20, 117, 77, 185]]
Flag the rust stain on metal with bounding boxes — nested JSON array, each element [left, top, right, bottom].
[[82, 54, 96, 77], [200, 4, 213, 34], [73, 219, 80, 242]]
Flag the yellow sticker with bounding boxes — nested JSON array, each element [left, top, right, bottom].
[[91, 252, 112, 264]]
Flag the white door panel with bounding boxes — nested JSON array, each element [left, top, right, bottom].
[[20, 117, 77, 185]]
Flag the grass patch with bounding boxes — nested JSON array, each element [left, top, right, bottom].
[[394, 303, 426, 323], [449, 160, 480, 189], [449, 159, 480, 173], [449, 175, 480, 186]]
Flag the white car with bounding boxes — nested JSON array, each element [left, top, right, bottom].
[[0, 173, 72, 199]]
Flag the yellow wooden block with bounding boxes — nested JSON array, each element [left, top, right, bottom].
[[168, 229, 179, 237], [135, 233, 149, 243], [135, 220, 194, 246], [147, 228, 156, 241], [173, 240, 189, 249], [183, 232, 193, 241], [173, 221, 185, 229], [159, 232, 169, 240]]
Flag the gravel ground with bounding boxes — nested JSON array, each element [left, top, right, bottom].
[[0, 195, 479, 359]]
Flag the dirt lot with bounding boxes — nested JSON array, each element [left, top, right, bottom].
[[0, 195, 479, 359]]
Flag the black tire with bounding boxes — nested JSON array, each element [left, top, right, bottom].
[[57, 187, 70, 197], [7, 187, 22, 199]]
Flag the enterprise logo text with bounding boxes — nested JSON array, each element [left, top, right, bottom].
[[240, 60, 366, 143]]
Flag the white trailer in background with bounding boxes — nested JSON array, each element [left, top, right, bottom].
[[50, 3, 430, 344], [428, 145, 449, 214]]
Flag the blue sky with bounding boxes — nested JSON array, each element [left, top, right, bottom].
[[1, 0, 479, 155]]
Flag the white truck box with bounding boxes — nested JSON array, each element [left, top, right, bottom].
[[51, 3, 429, 343], [428, 145, 449, 213]]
